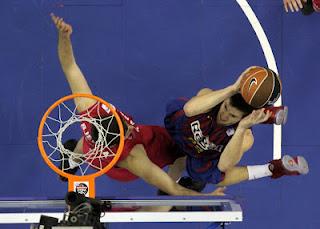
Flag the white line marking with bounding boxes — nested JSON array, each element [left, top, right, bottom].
[[236, 0, 281, 159]]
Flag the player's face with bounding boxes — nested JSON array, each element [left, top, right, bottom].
[[217, 99, 245, 126]]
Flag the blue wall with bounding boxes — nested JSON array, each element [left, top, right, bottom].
[[0, 0, 319, 228]]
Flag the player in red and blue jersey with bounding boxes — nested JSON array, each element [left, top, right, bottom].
[[164, 75, 309, 188]]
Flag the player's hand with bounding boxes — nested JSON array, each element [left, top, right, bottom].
[[283, 0, 307, 12], [210, 187, 226, 196], [51, 13, 73, 37], [232, 66, 259, 93], [238, 108, 272, 129]]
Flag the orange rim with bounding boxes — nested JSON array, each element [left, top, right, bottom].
[[37, 93, 124, 181]]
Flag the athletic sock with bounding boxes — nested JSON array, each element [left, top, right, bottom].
[[247, 164, 272, 180]]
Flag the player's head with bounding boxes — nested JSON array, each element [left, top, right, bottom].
[[217, 93, 254, 126], [91, 118, 128, 146]]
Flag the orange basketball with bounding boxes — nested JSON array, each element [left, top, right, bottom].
[[240, 66, 282, 108]]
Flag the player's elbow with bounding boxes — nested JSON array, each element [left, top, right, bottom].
[[183, 103, 197, 117]]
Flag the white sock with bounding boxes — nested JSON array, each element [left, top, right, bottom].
[[247, 164, 272, 180], [68, 158, 80, 169]]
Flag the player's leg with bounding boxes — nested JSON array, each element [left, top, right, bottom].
[[216, 166, 248, 187], [217, 155, 309, 186], [159, 157, 207, 196], [167, 156, 186, 181]]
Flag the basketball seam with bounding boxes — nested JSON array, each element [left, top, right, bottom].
[[241, 69, 265, 96], [248, 68, 269, 107], [261, 70, 275, 107]]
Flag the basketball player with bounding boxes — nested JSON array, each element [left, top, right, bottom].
[[164, 70, 309, 189], [50, 14, 225, 197]]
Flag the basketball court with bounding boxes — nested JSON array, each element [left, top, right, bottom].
[[0, 0, 319, 229]]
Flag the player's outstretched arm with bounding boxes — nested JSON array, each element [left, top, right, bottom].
[[51, 13, 96, 112], [183, 86, 237, 117], [183, 68, 253, 117], [137, 187, 225, 212], [117, 144, 225, 196]]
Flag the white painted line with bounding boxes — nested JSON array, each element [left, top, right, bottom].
[[237, 0, 282, 159]]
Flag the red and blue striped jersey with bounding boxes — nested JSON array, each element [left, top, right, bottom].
[[164, 98, 237, 161]]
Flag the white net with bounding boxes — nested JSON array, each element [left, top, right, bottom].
[[42, 101, 122, 176]]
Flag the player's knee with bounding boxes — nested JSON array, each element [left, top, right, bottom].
[[217, 161, 232, 173]]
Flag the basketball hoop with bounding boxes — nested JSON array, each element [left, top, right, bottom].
[[38, 94, 125, 198]]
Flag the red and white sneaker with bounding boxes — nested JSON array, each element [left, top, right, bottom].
[[269, 155, 309, 179], [263, 106, 288, 125], [313, 0, 320, 12]]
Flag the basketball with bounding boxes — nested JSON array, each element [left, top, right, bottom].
[[240, 66, 282, 108]]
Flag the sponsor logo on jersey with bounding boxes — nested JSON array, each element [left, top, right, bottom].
[[226, 128, 235, 136], [190, 120, 224, 152], [119, 111, 136, 126], [101, 103, 115, 114], [81, 123, 93, 142]]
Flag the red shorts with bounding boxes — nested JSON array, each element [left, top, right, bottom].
[[83, 125, 184, 182]]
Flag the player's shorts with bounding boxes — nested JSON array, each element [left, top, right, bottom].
[[186, 157, 224, 184], [83, 125, 184, 182], [164, 98, 224, 184]]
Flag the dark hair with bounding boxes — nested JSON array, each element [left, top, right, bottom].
[[229, 93, 254, 115], [91, 117, 128, 146]]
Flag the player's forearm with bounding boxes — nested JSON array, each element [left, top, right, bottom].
[[218, 127, 247, 172], [170, 183, 205, 196], [58, 33, 77, 71], [184, 85, 237, 117], [57, 33, 93, 97]]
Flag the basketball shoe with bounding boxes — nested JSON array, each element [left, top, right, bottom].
[[263, 106, 288, 125], [269, 155, 309, 179]]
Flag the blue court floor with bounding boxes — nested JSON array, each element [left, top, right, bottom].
[[0, 0, 319, 228]]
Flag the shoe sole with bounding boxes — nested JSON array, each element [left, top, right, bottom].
[[282, 155, 309, 175], [275, 106, 288, 125]]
